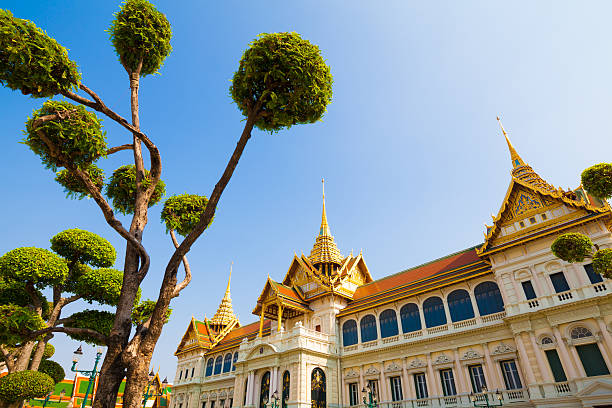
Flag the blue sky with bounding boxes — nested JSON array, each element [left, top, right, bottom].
[[1, 1, 611, 381]]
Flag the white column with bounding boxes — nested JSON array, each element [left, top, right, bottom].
[[442, 298, 452, 326], [552, 326, 578, 379], [515, 335, 537, 385], [597, 318, 612, 362], [528, 331, 552, 383], [481, 343, 502, 390], [379, 363, 387, 402], [469, 291, 481, 319], [452, 350, 467, 393], [418, 306, 427, 331], [569, 345, 586, 377], [426, 354, 440, 397], [596, 342, 612, 374], [402, 358, 413, 400]]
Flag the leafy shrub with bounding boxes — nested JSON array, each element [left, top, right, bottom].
[[0, 370, 54, 403], [593, 248, 612, 279], [24, 101, 107, 170], [0, 247, 68, 287], [161, 194, 212, 236], [42, 343, 55, 359], [106, 165, 166, 215], [0, 280, 49, 318], [0, 305, 46, 346], [0, 10, 80, 97], [581, 163, 612, 200], [50, 228, 116, 268], [38, 359, 65, 384], [551, 233, 593, 263], [132, 299, 171, 326], [55, 164, 105, 199], [64, 310, 114, 345], [74, 267, 139, 306]]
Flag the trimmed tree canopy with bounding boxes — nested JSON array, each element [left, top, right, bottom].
[[593, 248, 612, 279], [64, 310, 114, 345], [106, 164, 166, 215], [551, 233, 593, 263], [0, 10, 80, 98], [581, 163, 612, 200], [38, 359, 65, 384], [0, 247, 68, 287], [74, 267, 137, 306], [0, 370, 55, 403], [50, 228, 116, 267], [132, 299, 171, 326], [0, 280, 49, 319], [55, 163, 105, 200], [43, 343, 55, 359], [24, 100, 107, 170], [109, 0, 172, 76], [161, 193, 211, 236], [230, 32, 333, 132], [0, 305, 46, 346]]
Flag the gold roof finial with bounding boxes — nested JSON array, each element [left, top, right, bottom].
[[320, 178, 330, 236], [497, 116, 525, 169], [309, 178, 343, 265], [210, 262, 238, 328]]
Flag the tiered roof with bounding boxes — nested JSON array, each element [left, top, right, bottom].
[[308, 179, 343, 265], [210, 267, 238, 329]]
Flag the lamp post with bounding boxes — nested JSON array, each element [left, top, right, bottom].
[[362, 386, 377, 408], [59, 389, 66, 404], [42, 391, 53, 408], [142, 372, 170, 408], [71, 345, 103, 408], [469, 388, 503, 407], [264, 391, 280, 408]]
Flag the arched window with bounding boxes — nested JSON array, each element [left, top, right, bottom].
[[259, 371, 270, 408], [311, 368, 326, 408], [447, 289, 475, 322], [400, 303, 421, 333], [379, 309, 399, 338], [474, 281, 504, 316], [571, 327, 593, 339], [342, 320, 358, 346], [282, 370, 290, 408], [232, 352, 239, 371], [205, 358, 214, 377], [423, 296, 446, 328], [214, 355, 223, 375], [223, 353, 232, 373], [541, 336, 554, 345], [360, 315, 377, 343]]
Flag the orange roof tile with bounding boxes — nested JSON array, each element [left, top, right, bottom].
[[214, 320, 271, 348]]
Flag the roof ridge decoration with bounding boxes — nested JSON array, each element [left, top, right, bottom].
[[308, 178, 343, 265], [210, 263, 240, 329]]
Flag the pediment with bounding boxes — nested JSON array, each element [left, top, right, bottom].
[[575, 380, 612, 397]]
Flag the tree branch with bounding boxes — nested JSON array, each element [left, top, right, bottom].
[[107, 144, 134, 155], [28, 326, 108, 345], [169, 230, 192, 298], [0, 345, 15, 373]]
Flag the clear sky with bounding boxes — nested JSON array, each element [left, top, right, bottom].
[[1, 0, 612, 382]]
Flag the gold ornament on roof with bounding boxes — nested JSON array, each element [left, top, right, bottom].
[[309, 178, 343, 265], [210, 263, 238, 328]]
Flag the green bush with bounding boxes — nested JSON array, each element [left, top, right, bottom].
[[64, 310, 114, 345], [42, 343, 55, 359], [161, 193, 212, 236], [593, 248, 612, 279], [106, 164, 166, 215], [0, 10, 80, 97], [38, 359, 65, 384], [0, 370, 54, 403], [551, 233, 593, 263], [109, 0, 172, 76], [0, 247, 68, 287], [581, 163, 612, 200], [74, 267, 139, 306], [0, 305, 46, 346], [230, 32, 333, 132], [0, 280, 49, 319], [55, 164, 105, 199], [132, 299, 171, 326], [24, 100, 107, 170], [50, 228, 116, 268]]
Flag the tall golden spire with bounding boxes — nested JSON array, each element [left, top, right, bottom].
[[210, 263, 238, 328], [497, 116, 556, 193], [309, 179, 343, 265]]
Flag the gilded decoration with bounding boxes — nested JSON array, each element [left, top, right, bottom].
[[311, 368, 326, 408]]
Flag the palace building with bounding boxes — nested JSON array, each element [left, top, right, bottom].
[[172, 125, 612, 408]]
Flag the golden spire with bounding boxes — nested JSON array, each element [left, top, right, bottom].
[[309, 179, 343, 265], [210, 263, 238, 328], [497, 116, 525, 169]]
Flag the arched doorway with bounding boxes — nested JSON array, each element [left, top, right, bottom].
[[259, 371, 270, 408], [311, 368, 326, 408], [282, 371, 290, 408]]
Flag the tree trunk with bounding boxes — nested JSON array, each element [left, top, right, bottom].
[[122, 354, 150, 408], [28, 335, 51, 371], [13, 342, 35, 372]]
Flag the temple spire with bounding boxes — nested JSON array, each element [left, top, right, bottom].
[[210, 263, 238, 328], [497, 116, 525, 169], [320, 178, 331, 236], [309, 179, 343, 266]]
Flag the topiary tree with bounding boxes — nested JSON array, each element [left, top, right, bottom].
[[0, 370, 54, 408], [0, 1, 333, 405], [37, 359, 65, 384]]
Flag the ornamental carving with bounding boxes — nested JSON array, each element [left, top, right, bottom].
[[433, 354, 452, 365], [345, 369, 358, 378], [210, 392, 217, 400], [461, 349, 482, 360], [229, 390, 234, 397], [408, 358, 426, 369], [220, 391, 227, 398], [491, 343, 515, 355], [200, 393, 208, 400], [364, 367, 379, 375], [385, 362, 401, 373]]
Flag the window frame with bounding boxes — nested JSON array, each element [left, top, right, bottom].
[[348, 382, 359, 407], [468, 364, 487, 393], [500, 359, 523, 390], [439, 369, 457, 397], [413, 372, 428, 400], [389, 376, 403, 402]]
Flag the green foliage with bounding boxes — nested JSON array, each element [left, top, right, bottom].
[[0, 10, 80, 98], [24, 100, 107, 171], [161, 194, 212, 236], [551, 233, 594, 263], [106, 165, 166, 215], [230, 32, 333, 132], [0, 280, 49, 319], [0, 370, 54, 403], [38, 359, 65, 384], [581, 163, 612, 200], [593, 248, 612, 279], [0, 305, 46, 346], [42, 343, 55, 359], [74, 267, 140, 306], [0, 247, 68, 288], [55, 163, 105, 199], [109, 0, 172, 76], [64, 310, 114, 345], [50, 228, 116, 267], [132, 299, 171, 326]]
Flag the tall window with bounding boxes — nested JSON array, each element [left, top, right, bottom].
[[210, 402, 215, 408], [500, 360, 522, 389], [214, 356, 223, 375], [544, 350, 567, 383], [521, 280, 537, 300], [311, 368, 326, 408], [202, 402, 206, 408], [439, 369, 457, 396], [205, 358, 214, 377], [576, 343, 610, 376], [185, 369, 189, 379], [379, 309, 399, 338], [469, 364, 487, 392], [584, 263, 604, 284], [400, 303, 421, 333], [423, 297, 446, 328], [447, 289, 475, 322], [474, 281, 504, 316], [348, 383, 359, 407], [260, 371, 270, 408], [233, 352, 239, 371], [389, 376, 403, 401], [414, 373, 428, 399], [549, 272, 570, 293], [191, 367, 195, 378], [367, 380, 379, 402], [360, 315, 378, 343], [223, 353, 232, 373], [282, 371, 290, 408], [342, 320, 358, 346], [179, 369, 183, 380]]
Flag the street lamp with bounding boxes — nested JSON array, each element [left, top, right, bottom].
[[42, 391, 53, 408], [469, 387, 503, 407], [71, 346, 103, 408], [362, 386, 377, 408], [142, 373, 170, 407], [59, 389, 66, 404], [265, 391, 280, 408]]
